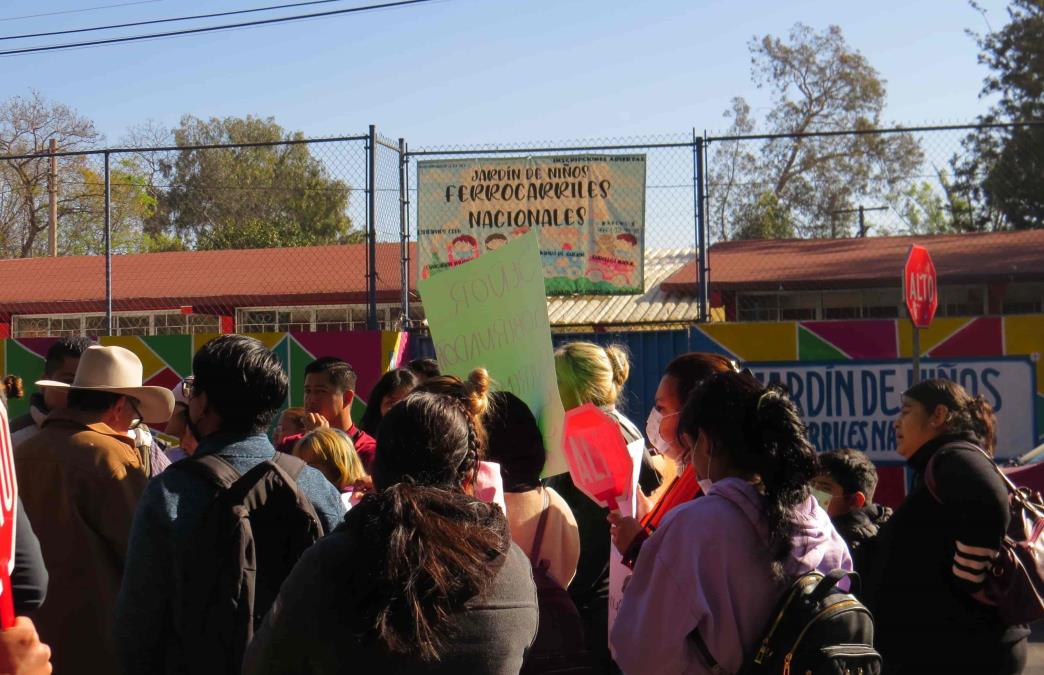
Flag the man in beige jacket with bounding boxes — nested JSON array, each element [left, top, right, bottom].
[[15, 345, 173, 675]]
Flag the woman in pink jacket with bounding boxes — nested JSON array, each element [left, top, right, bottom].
[[611, 371, 852, 675]]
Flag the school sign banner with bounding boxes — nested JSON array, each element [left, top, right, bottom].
[[747, 358, 1037, 462], [417, 154, 646, 295]]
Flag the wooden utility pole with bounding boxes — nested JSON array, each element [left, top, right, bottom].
[[48, 139, 57, 257]]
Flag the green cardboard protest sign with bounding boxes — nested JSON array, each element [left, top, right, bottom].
[[418, 231, 567, 475]]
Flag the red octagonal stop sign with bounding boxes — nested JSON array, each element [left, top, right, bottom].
[[561, 403, 634, 510], [904, 244, 938, 328]]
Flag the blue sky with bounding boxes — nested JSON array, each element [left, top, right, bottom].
[[1, 0, 1009, 145]]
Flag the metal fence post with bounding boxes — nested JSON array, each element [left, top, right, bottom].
[[398, 138, 410, 333], [694, 131, 709, 322], [366, 125, 378, 331], [104, 150, 112, 336]]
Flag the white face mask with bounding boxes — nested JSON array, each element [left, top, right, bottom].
[[697, 441, 714, 495], [646, 408, 679, 456]]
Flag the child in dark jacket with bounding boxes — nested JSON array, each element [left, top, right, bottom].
[[813, 448, 892, 565]]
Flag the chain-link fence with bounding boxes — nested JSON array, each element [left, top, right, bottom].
[[0, 133, 390, 338], [701, 121, 1044, 322], [1, 121, 1040, 338]]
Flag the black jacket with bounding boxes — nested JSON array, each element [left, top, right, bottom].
[[832, 503, 892, 573], [242, 490, 539, 675], [12, 496, 47, 613], [862, 434, 1028, 674]]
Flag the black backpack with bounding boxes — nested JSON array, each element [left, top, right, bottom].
[[173, 452, 324, 675], [692, 570, 881, 675], [520, 489, 592, 675]]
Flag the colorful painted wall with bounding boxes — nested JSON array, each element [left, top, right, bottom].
[[688, 315, 1043, 434], [0, 331, 411, 422], [688, 315, 1044, 506]]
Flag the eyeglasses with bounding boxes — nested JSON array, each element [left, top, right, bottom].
[[129, 399, 143, 430], [181, 376, 195, 400]]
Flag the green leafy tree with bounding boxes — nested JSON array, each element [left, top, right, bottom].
[[953, 0, 1044, 230], [734, 192, 795, 239], [59, 161, 158, 255], [709, 24, 924, 240], [151, 115, 362, 250]]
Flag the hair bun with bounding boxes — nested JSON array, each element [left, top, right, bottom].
[[604, 345, 630, 393], [465, 368, 492, 418]]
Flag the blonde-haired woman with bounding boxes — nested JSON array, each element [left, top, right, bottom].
[[547, 341, 663, 673], [293, 428, 368, 510]]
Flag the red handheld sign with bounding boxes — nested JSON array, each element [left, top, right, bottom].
[[904, 244, 938, 328], [561, 404, 635, 510], [0, 404, 16, 629]]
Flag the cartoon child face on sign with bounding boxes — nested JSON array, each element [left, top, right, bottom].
[[616, 233, 638, 257], [485, 233, 508, 251], [448, 235, 479, 264]]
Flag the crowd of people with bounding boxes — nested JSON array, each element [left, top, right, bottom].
[[0, 334, 1030, 674]]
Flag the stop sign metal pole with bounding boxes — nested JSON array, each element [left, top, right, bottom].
[[912, 321, 921, 384]]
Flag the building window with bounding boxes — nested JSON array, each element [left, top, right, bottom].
[[236, 305, 407, 332], [822, 291, 863, 320], [737, 294, 781, 322], [1002, 283, 1044, 315], [85, 316, 108, 337], [154, 313, 221, 335], [116, 315, 150, 336], [11, 312, 221, 338], [780, 293, 818, 321], [12, 317, 51, 338], [938, 286, 985, 317], [862, 289, 901, 318]]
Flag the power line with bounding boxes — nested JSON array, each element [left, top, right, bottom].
[[0, 0, 440, 57], [0, 1, 163, 24], [0, 0, 357, 42]]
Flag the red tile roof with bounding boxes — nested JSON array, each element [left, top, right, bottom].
[[660, 230, 1044, 294], [0, 243, 418, 315]]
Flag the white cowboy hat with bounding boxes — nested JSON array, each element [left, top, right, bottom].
[[36, 345, 175, 423]]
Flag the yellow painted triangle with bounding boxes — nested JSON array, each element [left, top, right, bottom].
[[1004, 316, 1044, 395], [238, 332, 286, 351], [100, 336, 166, 380], [701, 322, 797, 362], [192, 332, 224, 354], [897, 317, 971, 357]]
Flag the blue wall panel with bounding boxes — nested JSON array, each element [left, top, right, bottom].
[[410, 328, 697, 423]]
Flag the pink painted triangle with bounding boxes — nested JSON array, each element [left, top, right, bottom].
[[144, 367, 183, 391], [801, 321, 898, 359], [927, 317, 1003, 358], [14, 338, 66, 359], [289, 331, 384, 401]]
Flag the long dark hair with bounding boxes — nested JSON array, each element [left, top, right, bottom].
[[903, 378, 998, 456], [679, 371, 818, 581], [358, 368, 419, 437], [361, 368, 501, 662]]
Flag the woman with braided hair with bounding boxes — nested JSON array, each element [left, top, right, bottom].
[[243, 368, 539, 675], [610, 371, 851, 675]]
